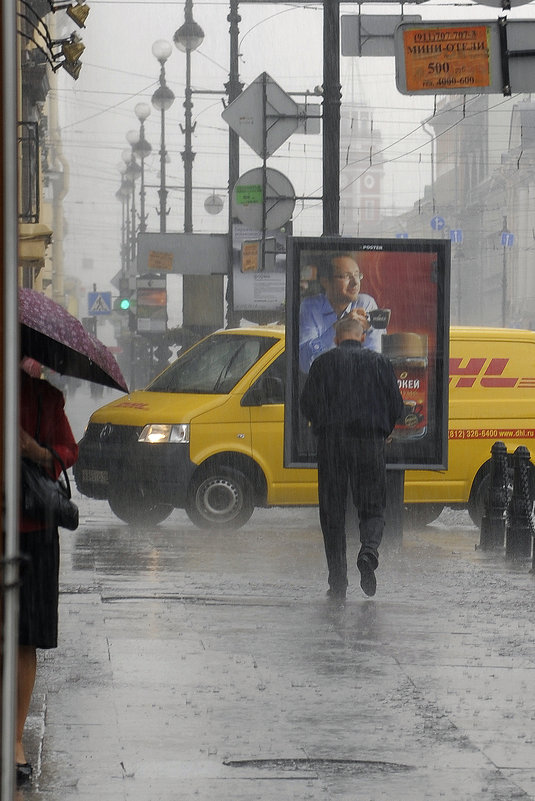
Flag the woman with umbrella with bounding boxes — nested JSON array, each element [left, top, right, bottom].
[[16, 358, 79, 784], [11, 290, 127, 783]]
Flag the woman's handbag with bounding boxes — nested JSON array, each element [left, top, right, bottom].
[[21, 450, 79, 531]]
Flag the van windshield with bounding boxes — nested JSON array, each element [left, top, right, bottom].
[[146, 334, 279, 394]]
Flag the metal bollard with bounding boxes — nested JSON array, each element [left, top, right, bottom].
[[479, 441, 507, 550], [505, 446, 534, 560]]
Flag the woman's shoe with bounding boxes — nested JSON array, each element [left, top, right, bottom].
[[16, 762, 33, 785]]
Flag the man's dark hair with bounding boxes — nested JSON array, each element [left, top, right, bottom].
[[317, 251, 359, 282]]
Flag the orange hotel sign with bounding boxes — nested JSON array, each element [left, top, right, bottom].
[[402, 25, 491, 92]]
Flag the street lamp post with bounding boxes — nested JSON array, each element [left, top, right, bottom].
[[116, 167, 133, 276], [151, 40, 175, 234], [502, 215, 509, 327], [122, 147, 141, 263], [174, 0, 204, 233], [131, 102, 152, 235]]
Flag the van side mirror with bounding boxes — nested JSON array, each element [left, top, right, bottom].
[[242, 376, 284, 407], [242, 387, 263, 407]]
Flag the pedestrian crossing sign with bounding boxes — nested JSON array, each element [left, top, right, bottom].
[[88, 291, 112, 315]]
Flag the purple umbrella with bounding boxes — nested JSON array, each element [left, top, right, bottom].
[[19, 288, 128, 393]]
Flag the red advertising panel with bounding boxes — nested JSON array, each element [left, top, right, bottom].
[[285, 237, 450, 469]]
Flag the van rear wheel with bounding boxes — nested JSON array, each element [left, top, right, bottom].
[[186, 466, 254, 530], [403, 503, 444, 528]]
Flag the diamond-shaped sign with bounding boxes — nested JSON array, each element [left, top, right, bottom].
[[222, 72, 298, 158]]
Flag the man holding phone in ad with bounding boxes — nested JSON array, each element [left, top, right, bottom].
[[300, 316, 403, 599], [299, 251, 385, 373]]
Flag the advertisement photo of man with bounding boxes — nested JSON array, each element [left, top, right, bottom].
[[299, 251, 383, 373]]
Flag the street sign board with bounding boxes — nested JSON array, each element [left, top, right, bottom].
[[501, 232, 514, 247], [342, 14, 422, 57], [450, 229, 463, 243], [222, 72, 298, 158], [396, 22, 498, 94], [395, 20, 535, 95], [296, 103, 321, 135], [236, 184, 263, 205], [430, 215, 445, 231], [232, 168, 295, 230], [88, 291, 112, 315], [136, 276, 167, 334]]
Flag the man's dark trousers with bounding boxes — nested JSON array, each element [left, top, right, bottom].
[[317, 430, 386, 593]]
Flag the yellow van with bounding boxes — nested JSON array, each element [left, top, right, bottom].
[[74, 324, 535, 528]]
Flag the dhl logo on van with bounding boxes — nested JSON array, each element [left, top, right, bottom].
[[449, 357, 535, 389]]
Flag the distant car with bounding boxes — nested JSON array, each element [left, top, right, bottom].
[[75, 325, 535, 529]]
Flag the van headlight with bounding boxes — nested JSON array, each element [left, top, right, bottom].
[[138, 424, 190, 444]]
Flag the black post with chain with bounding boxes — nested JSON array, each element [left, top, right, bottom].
[[506, 446, 534, 560], [480, 441, 508, 550]]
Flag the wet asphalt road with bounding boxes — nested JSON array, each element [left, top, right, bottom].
[[13, 387, 535, 800]]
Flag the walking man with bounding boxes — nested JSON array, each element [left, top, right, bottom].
[[300, 317, 403, 598]]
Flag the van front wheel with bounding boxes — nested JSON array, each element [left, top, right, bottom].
[[108, 492, 173, 526], [186, 466, 254, 530]]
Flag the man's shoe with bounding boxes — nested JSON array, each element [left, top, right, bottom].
[[357, 553, 377, 597], [326, 587, 346, 601]]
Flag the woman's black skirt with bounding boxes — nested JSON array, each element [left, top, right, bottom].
[[18, 527, 59, 649]]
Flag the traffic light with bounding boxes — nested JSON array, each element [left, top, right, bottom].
[[115, 278, 135, 314]]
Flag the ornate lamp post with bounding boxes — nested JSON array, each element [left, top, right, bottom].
[[151, 40, 175, 234], [122, 147, 140, 262], [174, 0, 204, 233], [129, 102, 152, 235], [116, 163, 133, 275]]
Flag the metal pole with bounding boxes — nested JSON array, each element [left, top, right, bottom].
[[2, 0, 21, 793], [182, 47, 194, 233], [130, 175, 137, 263], [322, 0, 341, 236], [502, 244, 507, 327], [159, 69, 168, 234], [139, 123, 147, 235], [225, 0, 242, 326], [502, 216, 508, 327]]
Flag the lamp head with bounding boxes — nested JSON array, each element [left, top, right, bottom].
[[125, 159, 141, 182], [62, 59, 82, 79], [62, 39, 85, 64], [152, 84, 175, 112], [152, 39, 172, 63], [173, 19, 204, 52], [66, 3, 90, 28], [135, 102, 151, 123], [133, 136, 152, 159], [126, 129, 139, 147]]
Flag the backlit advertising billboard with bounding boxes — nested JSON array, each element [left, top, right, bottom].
[[285, 237, 450, 470]]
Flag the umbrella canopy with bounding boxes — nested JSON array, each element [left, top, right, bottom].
[[19, 288, 129, 393]]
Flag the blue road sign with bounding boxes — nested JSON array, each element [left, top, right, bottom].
[[450, 229, 463, 243], [396, 232, 409, 238], [501, 232, 514, 248], [88, 291, 112, 315], [430, 215, 445, 231]]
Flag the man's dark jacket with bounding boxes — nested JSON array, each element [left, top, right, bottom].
[[300, 339, 404, 438]]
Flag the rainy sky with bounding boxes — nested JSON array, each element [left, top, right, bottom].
[[53, 0, 535, 301]]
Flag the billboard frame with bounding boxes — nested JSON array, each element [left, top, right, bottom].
[[285, 236, 451, 471]]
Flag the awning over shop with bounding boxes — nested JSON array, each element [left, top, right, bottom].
[[18, 222, 53, 263]]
